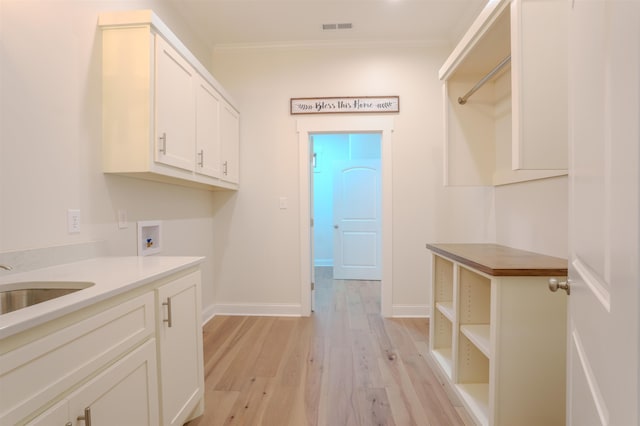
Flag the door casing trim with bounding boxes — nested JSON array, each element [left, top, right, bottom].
[[297, 115, 394, 316]]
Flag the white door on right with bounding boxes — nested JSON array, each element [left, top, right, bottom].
[[333, 161, 381, 280], [567, 2, 639, 425]]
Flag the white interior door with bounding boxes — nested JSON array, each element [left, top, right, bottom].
[[333, 160, 381, 280], [566, 2, 639, 425]]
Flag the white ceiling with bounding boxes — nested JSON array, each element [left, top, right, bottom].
[[166, 0, 489, 48]]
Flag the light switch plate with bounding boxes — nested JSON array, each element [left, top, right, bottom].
[[67, 209, 80, 233], [117, 209, 128, 229], [279, 197, 288, 209]]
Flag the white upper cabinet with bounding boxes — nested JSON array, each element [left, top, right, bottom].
[[220, 100, 240, 184], [440, 0, 568, 186], [100, 10, 240, 190], [155, 35, 196, 172], [195, 77, 222, 179]]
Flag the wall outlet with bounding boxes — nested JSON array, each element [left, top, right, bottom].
[[67, 209, 81, 233]]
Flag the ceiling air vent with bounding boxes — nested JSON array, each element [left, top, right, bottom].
[[322, 23, 353, 31]]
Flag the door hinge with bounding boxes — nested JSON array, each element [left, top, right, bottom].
[[310, 218, 314, 227], [311, 282, 315, 290]]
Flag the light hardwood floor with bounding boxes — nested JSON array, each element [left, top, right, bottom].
[[187, 267, 473, 426]]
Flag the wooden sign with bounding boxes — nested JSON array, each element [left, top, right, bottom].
[[290, 96, 399, 115]]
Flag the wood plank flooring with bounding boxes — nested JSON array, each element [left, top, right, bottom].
[[187, 267, 473, 426]]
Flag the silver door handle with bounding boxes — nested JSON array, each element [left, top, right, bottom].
[[163, 297, 173, 327], [78, 407, 92, 426], [159, 132, 167, 154], [548, 278, 571, 295], [198, 149, 204, 167], [334, 225, 339, 229]]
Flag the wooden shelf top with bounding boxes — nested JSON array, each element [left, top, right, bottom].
[[426, 243, 567, 277]]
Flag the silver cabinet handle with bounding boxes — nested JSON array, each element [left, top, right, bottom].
[[163, 297, 173, 327], [223, 160, 228, 176], [77, 407, 92, 426], [198, 149, 204, 167], [549, 278, 571, 295], [159, 132, 167, 154]]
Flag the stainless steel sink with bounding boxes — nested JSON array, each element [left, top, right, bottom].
[[0, 281, 94, 314]]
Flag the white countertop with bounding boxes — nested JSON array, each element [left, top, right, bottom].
[[0, 256, 204, 339]]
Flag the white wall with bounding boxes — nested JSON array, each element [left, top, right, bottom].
[[210, 44, 495, 315], [0, 1, 221, 312], [494, 176, 568, 258]]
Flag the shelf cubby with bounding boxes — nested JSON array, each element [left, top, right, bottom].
[[457, 333, 490, 426], [433, 255, 454, 304], [460, 324, 490, 358], [458, 266, 491, 326], [435, 301, 455, 322], [431, 310, 454, 379]]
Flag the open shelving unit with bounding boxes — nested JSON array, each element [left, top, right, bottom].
[[439, 0, 568, 186], [427, 243, 568, 426]]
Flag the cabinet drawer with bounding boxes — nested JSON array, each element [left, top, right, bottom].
[[0, 292, 155, 425]]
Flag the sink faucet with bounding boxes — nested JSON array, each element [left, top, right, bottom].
[[0, 265, 12, 271]]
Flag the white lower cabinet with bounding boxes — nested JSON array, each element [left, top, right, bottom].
[[67, 340, 159, 426], [156, 272, 205, 426], [27, 340, 159, 426], [427, 244, 568, 426], [0, 268, 204, 426]]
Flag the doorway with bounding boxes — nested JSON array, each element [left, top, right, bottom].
[[297, 115, 394, 317], [311, 133, 382, 280]]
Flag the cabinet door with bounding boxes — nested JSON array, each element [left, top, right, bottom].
[[195, 78, 222, 178], [68, 340, 160, 426], [511, 0, 568, 170], [155, 35, 196, 172], [220, 101, 240, 184], [156, 272, 204, 426]]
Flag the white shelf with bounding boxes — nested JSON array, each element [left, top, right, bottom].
[[457, 383, 489, 426], [436, 302, 455, 322], [460, 324, 491, 358], [431, 348, 453, 379]]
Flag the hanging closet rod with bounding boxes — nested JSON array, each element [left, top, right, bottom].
[[458, 55, 511, 105]]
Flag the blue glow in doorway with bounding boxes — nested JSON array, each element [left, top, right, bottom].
[[312, 133, 381, 267]]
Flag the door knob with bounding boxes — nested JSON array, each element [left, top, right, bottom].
[[548, 278, 571, 295], [334, 225, 339, 229]]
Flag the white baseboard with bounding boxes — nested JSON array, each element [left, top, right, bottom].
[[392, 304, 430, 318], [201, 304, 217, 326], [202, 303, 428, 321], [212, 303, 303, 317]]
